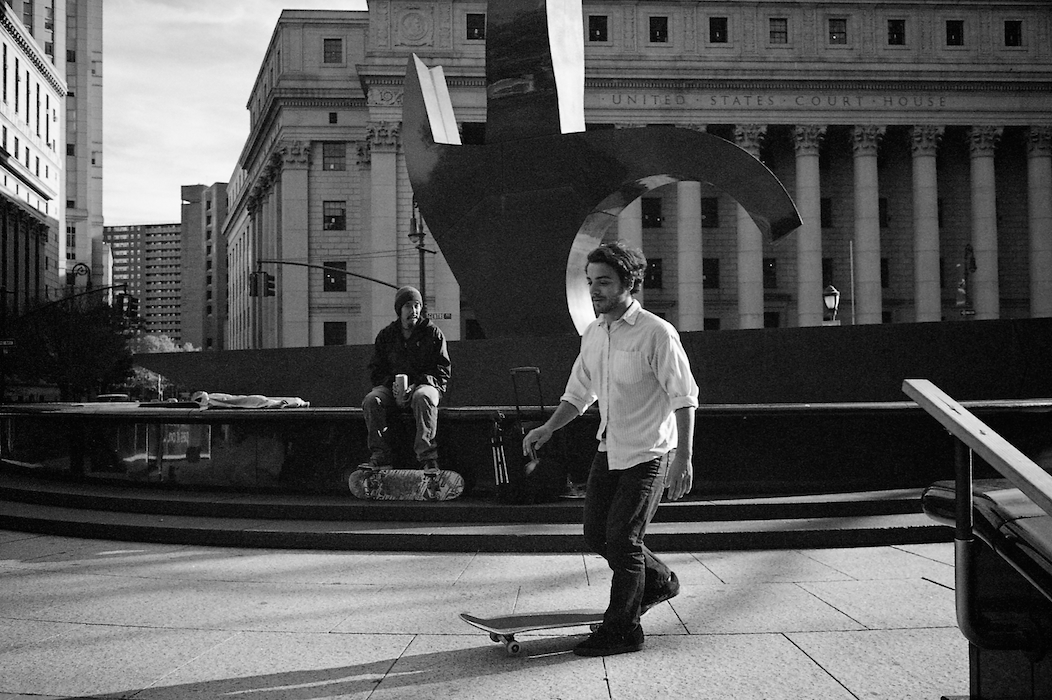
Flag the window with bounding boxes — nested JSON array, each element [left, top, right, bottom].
[[323, 261, 347, 292], [704, 318, 721, 331], [828, 18, 847, 45], [66, 49, 75, 62], [763, 258, 778, 289], [821, 198, 833, 228], [1004, 20, 1023, 47], [329, 112, 338, 124], [764, 311, 780, 328], [649, 16, 669, 43], [589, 15, 608, 42], [701, 198, 719, 228], [324, 322, 347, 346], [769, 18, 788, 44], [641, 197, 663, 227], [888, 19, 906, 45], [322, 142, 346, 171], [466, 13, 486, 40], [946, 20, 964, 46], [703, 258, 720, 289], [323, 38, 343, 63], [643, 258, 663, 290], [709, 17, 728, 43], [323, 201, 346, 230]]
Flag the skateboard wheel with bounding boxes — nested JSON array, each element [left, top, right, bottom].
[[506, 641, 522, 656], [590, 623, 601, 632], [489, 633, 501, 643]]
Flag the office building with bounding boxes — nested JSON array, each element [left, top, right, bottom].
[[181, 183, 228, 350], [225, 2, 1052, 348], [103, 222, 182, 341]]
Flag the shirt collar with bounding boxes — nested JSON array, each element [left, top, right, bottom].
[[599, 298, 642, 329]]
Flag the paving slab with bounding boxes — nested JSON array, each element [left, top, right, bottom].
[[799, 578, 957, 629], [789, 627, 969, 700]]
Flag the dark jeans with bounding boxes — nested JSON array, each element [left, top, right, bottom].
[[583, 452, 672, 634]]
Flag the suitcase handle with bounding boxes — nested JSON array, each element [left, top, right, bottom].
[[510, 366, 544, 417]]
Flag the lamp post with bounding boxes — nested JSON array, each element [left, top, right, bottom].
[[823, 285, 841, 325], [408, 197, 427, 310], [66, 262, 91, 289]]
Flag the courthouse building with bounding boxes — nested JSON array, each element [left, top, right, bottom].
[[224, 1, 1052, 349]]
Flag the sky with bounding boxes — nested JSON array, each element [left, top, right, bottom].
[[102, 0, 368, 226]]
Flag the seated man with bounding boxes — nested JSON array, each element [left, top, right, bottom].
[[362, 286, 451, 473]]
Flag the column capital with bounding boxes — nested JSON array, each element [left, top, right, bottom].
[[852, 125, 886, 156], [969, 126, 1003, 158], [277, 140, 312, 169], [356, 141, 371, 167], [734, 124, 767, 157], [1027, 125, 1052, 157], [910, 125, 944, 157], [793, 125, 827, 156], [367, 121, 401, 151]]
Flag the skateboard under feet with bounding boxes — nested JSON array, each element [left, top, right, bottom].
[[459, 609, 604, 656], [348, 466, 465, 501]]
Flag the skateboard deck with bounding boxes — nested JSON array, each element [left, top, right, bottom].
[[348, 467, 465, 501], [459, 609, 605, 656]]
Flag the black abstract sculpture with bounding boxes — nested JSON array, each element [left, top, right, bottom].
[[403, 0, 801, 338]]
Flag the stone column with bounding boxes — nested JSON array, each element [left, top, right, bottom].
[[911, 125, 944, 323], [616, 124, 644, 305], [676, 179, 703, 331], [736, 124, 767, 329], [368, 121, 401, 338], [1028, 125, 1052, 318], [794, 125, 826, 327], [969, 126, 1003, 320], [277, 141, 311, 347], [852, 125, 885, 325]]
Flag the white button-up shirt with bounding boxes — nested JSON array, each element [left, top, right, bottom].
[[560, 299, 699, 471]]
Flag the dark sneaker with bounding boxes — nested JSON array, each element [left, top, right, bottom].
[[366, 451, 392, 470], [573, 625, 644, 657], [641, 571, 680, 614]]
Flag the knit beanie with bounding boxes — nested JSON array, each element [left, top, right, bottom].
[[394, 285, 423, 314]]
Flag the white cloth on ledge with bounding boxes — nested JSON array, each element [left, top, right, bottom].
[[190, 391, 310, 409]]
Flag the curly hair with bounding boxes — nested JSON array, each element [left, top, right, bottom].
[[586, 240, 647, 295]]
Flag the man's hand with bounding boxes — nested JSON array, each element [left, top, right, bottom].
[[522, 424, 554, 458], [665, 451, 694, 501]]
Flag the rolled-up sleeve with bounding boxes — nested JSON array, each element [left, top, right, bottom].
[[560, 349, 597, 415], [654, 330, 699, 412]]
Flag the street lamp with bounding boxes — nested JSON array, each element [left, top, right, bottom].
[[67, 262, 91, 288], [823, 285, 841, 325], [408, 197, 427, 309]]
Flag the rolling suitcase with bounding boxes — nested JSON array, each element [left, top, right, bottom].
[[493, 366, 566, 504]]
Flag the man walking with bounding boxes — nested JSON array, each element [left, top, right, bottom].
[[523, 241, 698, 656], [362, 285, 451, 473]]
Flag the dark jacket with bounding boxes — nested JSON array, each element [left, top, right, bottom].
[[368, 318, 451, 393]]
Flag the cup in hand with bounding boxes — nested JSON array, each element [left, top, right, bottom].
[[394, 374, 409, 406]]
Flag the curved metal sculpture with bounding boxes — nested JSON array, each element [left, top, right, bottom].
[[403, 0, 801, 337]]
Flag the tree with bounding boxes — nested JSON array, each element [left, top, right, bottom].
[[9, 301, 134, 401], [127, 333, 199, 400]]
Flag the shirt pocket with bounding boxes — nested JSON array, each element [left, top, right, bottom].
[[611, 349, 645, 384]]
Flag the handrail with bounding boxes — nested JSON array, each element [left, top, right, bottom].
[[903, 378, 1052, 516], [904, 378, 1052, 655]]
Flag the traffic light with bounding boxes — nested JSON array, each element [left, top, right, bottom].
[[114, 292, 128, 314], [125, 295, 140, 317], [264, 272, 276, 297], [249, 272, 261, 297]]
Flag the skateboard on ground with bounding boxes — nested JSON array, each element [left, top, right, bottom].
[[459, 609, 604, 656], [348, 466, 465, 501]]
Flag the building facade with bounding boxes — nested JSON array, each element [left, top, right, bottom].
[[0, 0, 65, 316], [103, 222, 183, 341], [63, 0, 104, 292], [226, 2, 1052, 348], [180, 182, 228, 351]]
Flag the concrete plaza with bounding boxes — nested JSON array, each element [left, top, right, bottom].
[[0, 528, 966, 699]]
